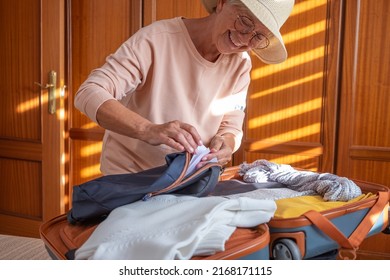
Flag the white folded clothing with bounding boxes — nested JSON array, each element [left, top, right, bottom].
[[75, 194, 276, 260]]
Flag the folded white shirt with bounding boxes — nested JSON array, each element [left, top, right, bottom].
[[75, 194, 276, 260]]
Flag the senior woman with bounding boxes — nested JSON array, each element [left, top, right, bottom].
[[74, 0, 295, 175]]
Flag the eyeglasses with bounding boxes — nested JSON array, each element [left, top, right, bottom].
[[234, 15, 269, 49]]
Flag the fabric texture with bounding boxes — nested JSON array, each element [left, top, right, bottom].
[[0, 235, 51, 260], [75, 17, 251, 175], [239, 160, 362, 201], [75, 194, 276, 260], [225, 187, 313, 201]]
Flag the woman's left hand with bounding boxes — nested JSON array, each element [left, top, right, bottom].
[[197, 134, 235, 168]]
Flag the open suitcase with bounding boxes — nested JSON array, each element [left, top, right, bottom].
[[40, 162, 389, 260], [40, 151, 272, 260], [220, 166, 390, 260], [40, 214, 270, 260]]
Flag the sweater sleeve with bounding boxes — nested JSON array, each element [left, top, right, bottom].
[[74, 36, 148, 123], [217, 56, 251, 152]]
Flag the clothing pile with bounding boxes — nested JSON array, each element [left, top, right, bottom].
[[75, 194, 276, 260]]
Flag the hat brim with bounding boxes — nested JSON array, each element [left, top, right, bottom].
[[201, 0, 288, 64]]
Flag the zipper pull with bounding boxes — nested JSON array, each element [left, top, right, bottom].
[[142, 193, 153, 201]]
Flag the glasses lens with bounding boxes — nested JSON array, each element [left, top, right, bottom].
[[251, 34, 269, 49], [235, 16, 254, 34]]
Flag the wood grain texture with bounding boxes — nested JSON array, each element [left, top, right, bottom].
[[0, 0, 41, 141], [0, 158, 42, 218], [336, 0, 390, 259], [237, 0, 341, 171], [337, 0, 390, 183]]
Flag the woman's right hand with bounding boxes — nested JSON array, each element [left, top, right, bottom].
[[141, 120, 203, 154]]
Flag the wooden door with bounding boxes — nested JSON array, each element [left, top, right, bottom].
[[0, 0, 66, 237], [337, 0, 390, 259]]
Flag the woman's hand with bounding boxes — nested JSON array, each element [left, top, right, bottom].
[[197, 134, 235, 168], [142, 121, 203, 154]]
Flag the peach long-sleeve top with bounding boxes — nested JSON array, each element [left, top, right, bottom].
[[75, 17, 252, 174]]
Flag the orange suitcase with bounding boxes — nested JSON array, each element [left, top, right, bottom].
[[220, 166, 390, 260]]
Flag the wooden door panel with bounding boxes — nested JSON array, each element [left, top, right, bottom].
[[0, 0, 41, 141], [348, 0, 390, 156], [338, 0, 390, 180], [0, 159, 41, 218], [352, 1, 390, 148], [0, 0, 65, 237], [337, 0, 390, 259]]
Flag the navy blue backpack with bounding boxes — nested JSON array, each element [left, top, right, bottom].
[[67, 151, 222, 224]]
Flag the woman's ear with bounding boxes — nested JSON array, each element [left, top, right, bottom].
[[215, 0, 227, 14]]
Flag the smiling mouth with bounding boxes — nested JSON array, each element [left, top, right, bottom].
[[229, 31, 243, 48]]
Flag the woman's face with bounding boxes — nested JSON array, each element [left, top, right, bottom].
[[213, 1, 271, 55]]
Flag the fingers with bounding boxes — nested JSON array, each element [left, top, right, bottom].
[[164, 137, 186, 152], [147, 121, 202, 153], [198, 135, 233, 166], [144, 122, 234, 167], [180, 123, 203, 147], [172, 123, 202, 153], [196, 151, 231, 168]]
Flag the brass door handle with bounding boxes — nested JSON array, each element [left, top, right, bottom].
[[34, 82, 54, 89], [35, 70, 57, 114]]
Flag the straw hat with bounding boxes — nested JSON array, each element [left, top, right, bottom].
[[201, 0, 294, 64]]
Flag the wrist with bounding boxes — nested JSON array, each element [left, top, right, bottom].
[[136, 121, 153, 141]]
